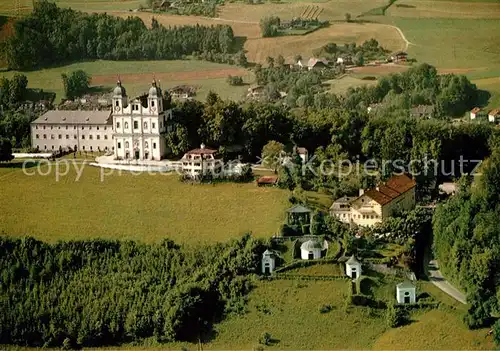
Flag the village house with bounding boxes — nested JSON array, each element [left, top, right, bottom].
[[180, 143, 223, 178], [247, 85, 265, 99], [470, 107, 482, 120], [389, 51, 408, 63], [297, 58, 329, 71], [410, 105, 434, 119], [256, 175, 278, 186], [488, 108, 500, 123], [330, 174, 416, 227], [169, 85, 196, 100], [336, 55, 353, 66]]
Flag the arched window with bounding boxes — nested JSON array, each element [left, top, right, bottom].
[[144, 122, 148, 129], [124, 122, 129, 129], [125, 141, 129, 148], [145, 142, 149, 149]]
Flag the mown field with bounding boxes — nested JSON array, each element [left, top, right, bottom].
[[0, 60, 255, 102], [0, 161, 288, 244]]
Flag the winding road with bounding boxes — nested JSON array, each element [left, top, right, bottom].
[[428, 259, 467, 304]]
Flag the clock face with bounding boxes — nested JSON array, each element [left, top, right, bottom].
[[150, 106, 156, 113], [114, 105, 120, 112]]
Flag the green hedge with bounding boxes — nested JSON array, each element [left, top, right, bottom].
[[271, 274, 350, 281]]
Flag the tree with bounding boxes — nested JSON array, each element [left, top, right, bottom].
[[353, 52, 364, 66], [61, 70, 91, 100], [259, 16, 280, 37], [0, 137, 13, 162], [8, 74, 28, 106], [344, 13, 351, 22], [261, 140, 285, 172], [237, 51, 248, 67]]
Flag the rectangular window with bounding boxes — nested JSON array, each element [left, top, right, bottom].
[[35, 125, 38, 129], [115, 101, 119, 106], [104, 135, 108, 140], [97, 126, 99, 130], [118, 142, 121, 149], [89, 126, 92, 130], [116, 122, 120, 128], [89, 135, 93, 140], [151, 101, 155, 107], [43, 126, 46, 129], [43, 134, 47, 139], [51, 135, 55, 139], [152, 123, 156, 128], [58, 135, 62, 139], [66, 135, 69, 139], [36, 134, 39, 139], [74, 126, 76, 130], [133, 121, 138, 129], [66, 126, 68, 129], [104, 127, 107, 131], [82, 135, 85, 140], [153, 143, 157, 149], [97, 135, 100, 140], [74, 135, 77, 139]]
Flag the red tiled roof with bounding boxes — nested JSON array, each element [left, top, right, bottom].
[[489, 108, 500, 116], [186, 147, 217, 155], [471, 107, 481, 114], [361, 174, 416, 206], [386, 174, 416, 194], [257, 176, 278, 184], [364, 189, 393, 205]]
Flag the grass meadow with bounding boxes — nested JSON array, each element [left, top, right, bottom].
[[0, 60, 254, 102], [0, 161, 288, 244]]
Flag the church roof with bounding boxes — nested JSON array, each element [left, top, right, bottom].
[[263, 249, 274, 256], [286, 204, 312, 213], [113, 80, 126, 97], [300, 240, 323, 251], [346, 255, 360, 265], [397, 281, 416, 289]]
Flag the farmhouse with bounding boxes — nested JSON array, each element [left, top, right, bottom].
[[488, 108, 500, 123], [169, 85, 196, 100], [297, 58, 329, 70], [330, 174, 416, 227], [247, 85, 265, 98], [470, 107, 482, 120], [256, 175, 278, 186], [180, 143, 223, 178], [31, 80, 174, 160], [389, 51, 408, 63]]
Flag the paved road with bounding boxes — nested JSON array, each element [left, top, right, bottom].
[[428, 260, 467, 304]]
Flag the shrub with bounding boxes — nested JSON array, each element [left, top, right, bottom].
[[259, 332, 272, 345], [385, 303, 409, 328], [319, 304, 332, 313]]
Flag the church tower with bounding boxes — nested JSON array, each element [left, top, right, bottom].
[[112, 80, 128, 115], [147, 79, 163, 114]]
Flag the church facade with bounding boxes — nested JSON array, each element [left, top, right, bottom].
[[31, 80, 173, 161]]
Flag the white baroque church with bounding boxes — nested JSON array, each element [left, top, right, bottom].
[[112, 79, 173, 160]]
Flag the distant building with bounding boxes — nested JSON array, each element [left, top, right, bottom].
[[297, 58, 329, 70], [330, 174, 416, 227], [247, 85, 265, 99], [410, 105, 434, 119], [336, 55, 353, 65], [180, 143, 223, 178], [295, 147, 309, 163], [256, 175, 278, 186], [488, 108, 500, 123], [389, 51, 408, 63], [367, 103, 382, 114], [169, 85, 196, 100], [470, 107, 481, 120]]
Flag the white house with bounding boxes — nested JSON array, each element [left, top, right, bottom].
[[261, 249, 276, 274], [300, 239, 323, 260], [295, 147, 308, 163], [345, 255, 362, 279], [180, 144, 223, 178], [488, 108, 500, 123], [396, 281, 416, 304], [470, 107, 481, 120]]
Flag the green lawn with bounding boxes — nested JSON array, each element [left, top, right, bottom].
[[0, 163, 288, 244], [0, 60, 254, 102], [327, 75, 378, 95]]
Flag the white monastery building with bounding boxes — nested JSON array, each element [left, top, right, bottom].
[[261, 249, 276, 275], [330, 174, 416, 227], [31, 80, 173, 160]]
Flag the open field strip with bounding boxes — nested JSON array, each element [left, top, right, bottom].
[[388, 0, 500, 19], [0, 60, 254, 102], [0, 164, 288, 244]]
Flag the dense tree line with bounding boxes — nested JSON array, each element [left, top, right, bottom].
[[259, 16, 280, 37], [0, 234, 265, 347], [433, 141, 500, 329], [5, 1, 236, 70], [314, 39, 389, 62]]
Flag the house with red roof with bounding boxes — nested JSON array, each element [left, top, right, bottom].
[[488, 108, 500, 123], [329, 174, 416, 227]]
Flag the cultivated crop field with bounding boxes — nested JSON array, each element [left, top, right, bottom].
[[1, 60, 254, 102], [0, 162, 288, 244]]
